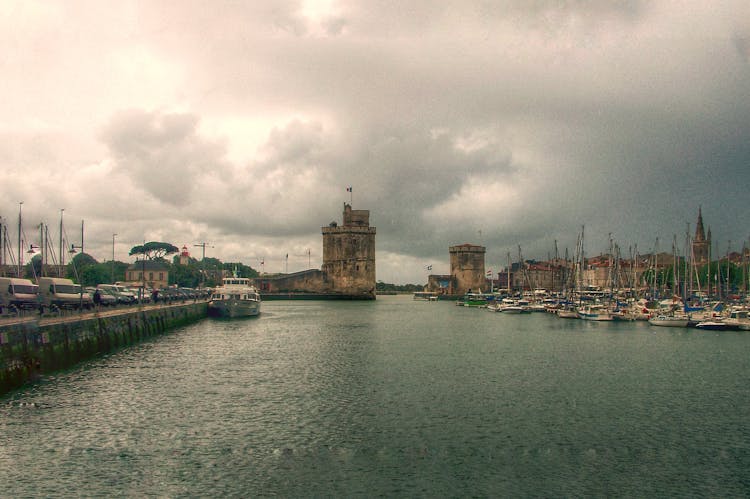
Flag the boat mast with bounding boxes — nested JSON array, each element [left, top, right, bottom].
[[743, 240, 748, 297], [651, 237, 658, 299], [507, 251, 511, 295], [706, 238, 711, 298], [59, 208, 65, 277], [672, 234, 680, 296], [0, 216, 4, 269], [578, 226, 585, 298], [17, 202, 23, 277], [725, 240, 731, 298], [684, 224, 690, 300]]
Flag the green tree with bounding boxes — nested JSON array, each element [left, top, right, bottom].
[[24, 255, 42, 280], [221, 262, 259, 278], [71, 252, 98, 267], [79, 264, 111, 286], [170, 262, 203, 288], [129, 241, 179, 260]]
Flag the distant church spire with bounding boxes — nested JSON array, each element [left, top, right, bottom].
[[694, 206, 706, 242], [692, 207, 710, 264]]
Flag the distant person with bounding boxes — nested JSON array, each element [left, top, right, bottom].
[[93, 288, 102, 309]]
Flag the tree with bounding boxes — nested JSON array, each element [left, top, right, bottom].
[[222, 262, 259, 278], [71, 252, 98, 267], [129, 242, 179, 260], [170, 261, 203, 288]]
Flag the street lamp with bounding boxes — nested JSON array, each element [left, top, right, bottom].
[[194, 242, 213, 288], [111, 233, 117, 283]]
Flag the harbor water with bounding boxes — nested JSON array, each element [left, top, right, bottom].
[[2, 295, 749, 497]]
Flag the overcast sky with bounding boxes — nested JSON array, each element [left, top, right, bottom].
[[1, 1, 749, 284]]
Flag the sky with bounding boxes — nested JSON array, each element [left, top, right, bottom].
[[1, 0, 749, 284]]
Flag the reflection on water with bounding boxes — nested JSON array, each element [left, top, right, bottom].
[[2, 296, 750, 496]]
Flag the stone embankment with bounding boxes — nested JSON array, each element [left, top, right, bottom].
[[0, 302, 207, 396]]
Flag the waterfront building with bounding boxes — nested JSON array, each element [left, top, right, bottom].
[[426, 274, 452, 295], [125, 260, 169, 289]]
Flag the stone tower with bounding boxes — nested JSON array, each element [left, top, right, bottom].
[[321, 204, 376, 299], [449, 243, 486, 295], [692, 207, 711, 264]]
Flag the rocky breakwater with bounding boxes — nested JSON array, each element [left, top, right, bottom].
[[0, 302, 207, 396]]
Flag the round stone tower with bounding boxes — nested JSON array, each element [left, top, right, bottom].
[[449, 244, 487, 295], [321, 204, 376, 299]]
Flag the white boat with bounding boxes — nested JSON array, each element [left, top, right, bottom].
[[648, 315, 689, 327], [556, 307, 579, 319], [413, 292, 439, 301], [208, 275, 261, 318], [527, 301, 548, 313], [695, 320, 737, 331], [577, 304, 613, 321], [723, 308, 750, 330], [495, 298, 531, 313]]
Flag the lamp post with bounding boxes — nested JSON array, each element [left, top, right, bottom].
[[111, 233, 117, 283], [27, 243, 40, 279], [17, 202, 23, 277], [59, 208, 65, 275], [194, 242, 213, 288]]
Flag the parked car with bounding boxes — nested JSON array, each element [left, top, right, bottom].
[[158, 287, 181, 302], [126, 286, 151, 303], [86, 287, 117, 306], [98, 284, 137, 305]]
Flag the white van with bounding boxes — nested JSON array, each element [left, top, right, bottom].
[[38, 277, 93, 310], [0, 277, 39, 312]]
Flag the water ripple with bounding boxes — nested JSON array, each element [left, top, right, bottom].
[[2, 298, 750, 496]]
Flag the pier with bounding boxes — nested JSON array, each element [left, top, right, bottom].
[[0, 301, 208, 395]]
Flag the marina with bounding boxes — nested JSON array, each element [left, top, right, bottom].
[[2, 295, 749, 497]]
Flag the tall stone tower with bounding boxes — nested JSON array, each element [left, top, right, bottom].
[[692, 207, 711, 264], [321, 204, 376, 299], [449, 244, 486, 295]]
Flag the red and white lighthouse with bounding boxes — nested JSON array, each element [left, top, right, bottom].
[[179, 245, 190, 265]]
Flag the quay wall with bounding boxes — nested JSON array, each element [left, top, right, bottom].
[[0, 303, 207, 396]]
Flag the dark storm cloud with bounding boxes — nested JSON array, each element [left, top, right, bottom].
[[3, 0, 750, 283], [100, 109, 230, 206]]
